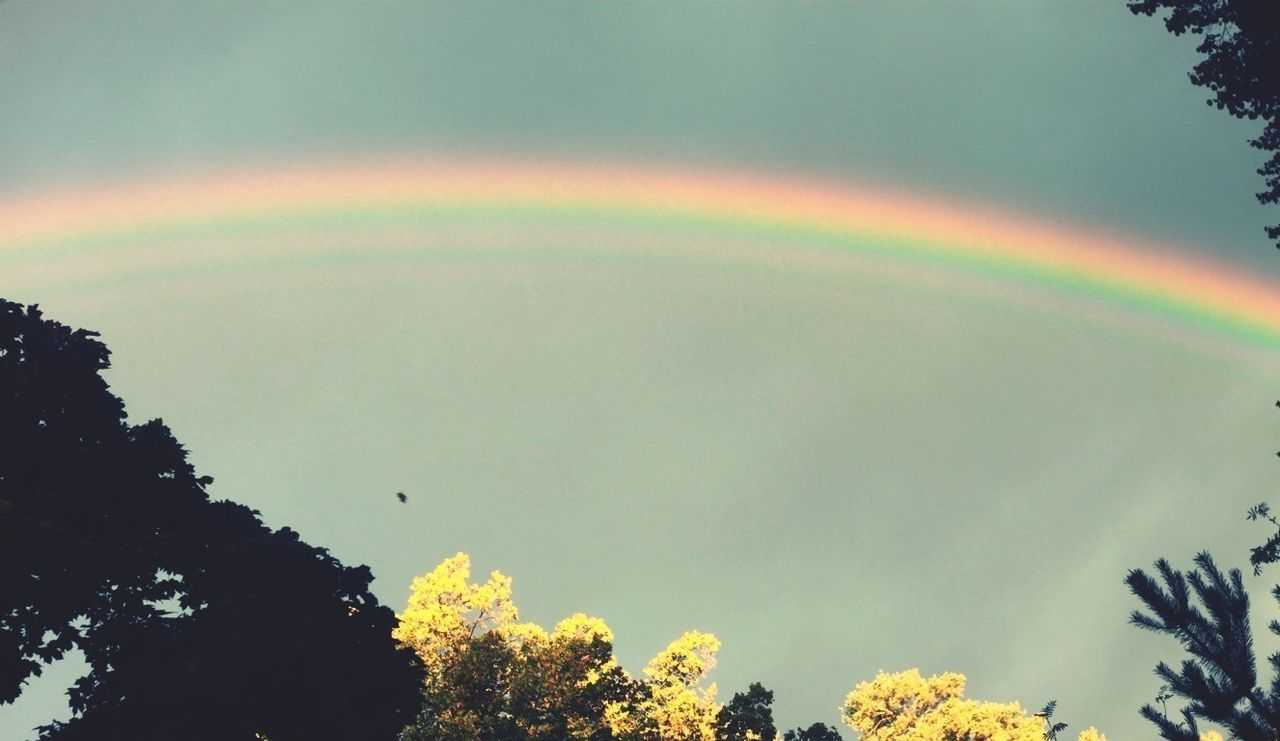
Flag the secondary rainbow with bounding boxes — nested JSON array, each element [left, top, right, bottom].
[[2, 157, 1278, 353]]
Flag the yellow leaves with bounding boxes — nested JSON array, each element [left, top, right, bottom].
[[396, 553, 730, 741], [395, 554, 620, 662], [549, 613, 620, 688], [502, 620, 550, 648], [842, 669, 967, 738], [603, 631, 723, 741], [396, 553, 636, 739], [648, 679, 720, 741], [1198, 733, 1224, 741], [553, 612, 615, 644], [392, 552, 520, 671], [645, 630, 722, 687], [911, 698, 1046, 740], [394, 559, 1112, 741], [603, 698, 640, 737], [842, 669, 1054, 741]]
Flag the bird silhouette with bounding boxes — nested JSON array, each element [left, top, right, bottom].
[[396, 492, 407, 503]]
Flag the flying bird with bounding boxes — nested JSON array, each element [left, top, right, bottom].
[[396, 492, 407, 503]]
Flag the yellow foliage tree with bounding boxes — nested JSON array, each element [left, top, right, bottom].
[[392, 552, 520, 673], [395, 553, 730, 741], [394, 553, 633, 740], [842, 669, 1105, 741], [605, 631, 723, 741]]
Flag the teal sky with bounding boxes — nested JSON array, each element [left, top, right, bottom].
[[3, 2, 1280, 738]]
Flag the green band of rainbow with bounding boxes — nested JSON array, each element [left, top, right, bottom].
[[2, 157, 1278, 353]]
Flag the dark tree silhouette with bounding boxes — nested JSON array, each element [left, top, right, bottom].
[[1127, 0, 1280, 244], [1246, 498, 1280, 574], [714, 682, 777, 741], [1037, 699, 1069, 740], [782, 723, 844, 741], [1123, 4, 1280, 735], [1126, 551, 1280, 739], [1125, 410, 1280, 740], [0, 300, 423, 739]]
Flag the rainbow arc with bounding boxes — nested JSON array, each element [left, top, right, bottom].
[[2, 157, 1278, 354]]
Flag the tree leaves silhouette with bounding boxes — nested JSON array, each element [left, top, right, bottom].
[[0, 299, 423, 740], [1127, 0, 1280, 245], [1126, 551, 1280, 740]]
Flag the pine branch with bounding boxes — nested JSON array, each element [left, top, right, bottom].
[[1127, 554, 1279, 738]]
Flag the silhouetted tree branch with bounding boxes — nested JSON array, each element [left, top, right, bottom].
[[1127, 551, 1280, 739], [1127, 1, 1280, 244], [715, 683, 777, 741], [782, 724, 844, 741], [0, 299, 423, 740]]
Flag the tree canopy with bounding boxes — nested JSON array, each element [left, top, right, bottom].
[[393, 552, 636, 740], [716, 683, 778, 741], [780, 724, 844, 741], [6, 297, 1130, 739], [1127, 0, 1280, 244], [0, 300, 422, 739], [393, 552, 852, 741], [839, 669, 1104, 741], [1127, 540, 1280, 739]]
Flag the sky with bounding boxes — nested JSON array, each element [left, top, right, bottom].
[[3, 1, 1280, 738]]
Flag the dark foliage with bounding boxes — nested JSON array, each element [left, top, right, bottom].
[[402, 633, 521, 741], [782, 723, 844, 741], [1126, 552, 1280, 740], [0, 300, 423, 739], [715, 682, 777, 741], [507, 635, 635, 741], [1038, 699, 1069, 740], [1247, 499, 1280, 574], [401, 631, 636, 741], [1127, 0, 1280, 243]]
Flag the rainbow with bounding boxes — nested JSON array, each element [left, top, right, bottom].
[[2, 157, 1279, 357]]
